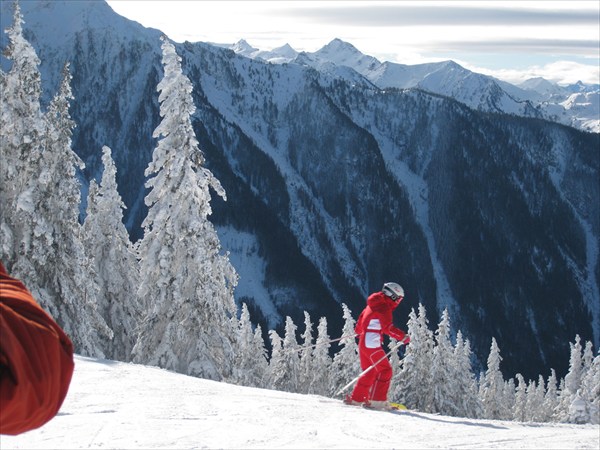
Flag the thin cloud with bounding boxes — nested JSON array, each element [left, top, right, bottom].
[[426, 38, 600, 55], [285, 4, 598, 27]]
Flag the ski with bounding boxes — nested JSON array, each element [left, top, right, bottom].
[[342, 398, 408, 412], [389, 402, 407, 410], [362, 402, 407, 412]]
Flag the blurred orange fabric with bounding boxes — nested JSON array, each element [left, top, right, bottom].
[[0, 261, 74, 435]]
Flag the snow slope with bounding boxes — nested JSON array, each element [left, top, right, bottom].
[[3, 356, 598, 449]]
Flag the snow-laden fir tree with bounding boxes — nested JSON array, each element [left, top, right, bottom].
[[328, 303, 359, 397], [83, 146, 142, 361], [298, 311, 315, 394], [579, 354, 599, 424], [452, 331, 482, 418], [582, 341, 595, 374], [513, 374, 528, 422], [526, 375, 547, 422], [250, 324, 269, 387], [313, 316, 333, 395], [426, 309, 457, 415], [132, 37, 238, 380], [479, 337, 507, 420], [392, 304, 434, 410], [568, 391, 592, 424], [387, 337, 402, 396], [231, 303, 268, 388], [556, 335, 584, 422], [269, 316, 301, 393], [310, 316, 332, 396], [562, 341, 599, 424], [38, 62, 112, 356], [542, 369, 559, 422], [1, 4, 110, 355], [502, 377, 517, 420], [1, 33, 111, 357], [267, 329, 286, 391], [0, 0, 44, 268]]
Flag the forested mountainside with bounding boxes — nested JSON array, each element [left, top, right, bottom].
[[1, 0, 598, 379]]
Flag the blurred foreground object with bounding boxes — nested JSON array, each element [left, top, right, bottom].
[[0, 262, 74, 435]]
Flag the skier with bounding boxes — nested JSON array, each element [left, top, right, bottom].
[[0, 262, 74, 435], [344, 282, 409, 410]]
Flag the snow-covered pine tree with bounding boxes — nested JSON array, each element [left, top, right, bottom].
[[267, 328, 290, 392], [579, 354, 599, 424], [568, 390, 591, 424], [277, 316, 301, 392], [310, 316, 332, 396], [251, 325, 269, 387], [298, 311, 315, 394], [387, 338, 402, 396], [328, 303, 359, 397], [479, 337, 507, 420], [392, 303, 434, 410], [132, 37, 238, 380], [426, 308, 457, 415], [562, 341, 599, 424], [83, 146, 142, 361], [542, 369, 559, 422], [232, 303, 268, 388], [0, 0, 45, 269], [581, 341, 595, 384], [526, 375, 547, 422], [513, 373, 528, 422], [452, 331, 482, 418], [556, 335, 584, 422], [38, 62, 112, 356], [2, 47, 112, 357], [502, 377, 517, 420]]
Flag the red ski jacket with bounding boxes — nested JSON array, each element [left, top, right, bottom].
[[355, 291, 407, 350], [0, 262, 74, 435]]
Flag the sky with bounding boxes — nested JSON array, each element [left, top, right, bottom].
[[3, 355, 599, 449], [105, 1, 600, 86]]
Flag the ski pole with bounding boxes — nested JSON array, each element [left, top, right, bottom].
[[336, 339, 406, 397]]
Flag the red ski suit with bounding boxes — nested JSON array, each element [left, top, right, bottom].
[[0, 262, 74, 435], [349, 291, 407, 403]]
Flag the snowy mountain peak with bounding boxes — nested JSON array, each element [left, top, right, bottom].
[[520, 76, 555, 89], [440, 60, 463, 71], [1, 0, 160, 52], [231, 39, 258, 55], [314, 38, 381, 72], [565, 80, 600, 94], [519, 77, 563, 96], [228, 40, 297, 63], [319, 38, 360, 54], [271, 43, 296, 57]]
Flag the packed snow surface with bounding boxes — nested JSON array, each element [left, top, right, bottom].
[[3, 356, 599, 449]]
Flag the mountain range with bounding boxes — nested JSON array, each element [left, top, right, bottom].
[[228, 37, 599, 134], [1, 0, 598, 380]]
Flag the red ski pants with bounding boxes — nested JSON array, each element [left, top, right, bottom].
[[350, 347, 392, 402]]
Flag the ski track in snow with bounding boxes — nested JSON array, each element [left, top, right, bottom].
[[3, 356, 598, 450]]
